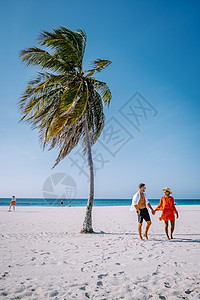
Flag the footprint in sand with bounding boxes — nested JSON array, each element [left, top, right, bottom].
[[84, 260, 93, 264], [164, 282, 171, 288], [40, 252, 50, 255], [49, 290, 59, 297], [152, 270, 159, 276], [98, 273, 108, 279], [0, 289, 8, 297], [1, 272, 9, 279], [185, 289, 193, 294]]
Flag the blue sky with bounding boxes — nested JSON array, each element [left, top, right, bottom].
[[0, 0, 200, 199]]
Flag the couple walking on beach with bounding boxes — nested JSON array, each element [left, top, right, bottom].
[[130, 183, 179, 240]]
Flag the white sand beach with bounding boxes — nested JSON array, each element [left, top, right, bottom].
[[0, 205, 200, 299]]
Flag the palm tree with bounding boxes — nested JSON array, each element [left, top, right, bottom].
[[19, 27, 112, 233]]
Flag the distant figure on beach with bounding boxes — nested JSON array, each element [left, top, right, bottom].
[[9, 196, 16, 212], [61, 199, 64, 206], [155, 187, 179, 240], [130, 183, 155, 240]]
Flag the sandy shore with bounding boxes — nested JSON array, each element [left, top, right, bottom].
[[0, 205, 200, 299]]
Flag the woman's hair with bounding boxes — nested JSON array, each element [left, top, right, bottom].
[[139, 183, 145, 189]]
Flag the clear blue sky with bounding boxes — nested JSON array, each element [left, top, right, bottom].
[[0, 0, 199, 199]]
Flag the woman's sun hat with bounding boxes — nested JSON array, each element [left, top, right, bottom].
[[162, 187, 172, 194]]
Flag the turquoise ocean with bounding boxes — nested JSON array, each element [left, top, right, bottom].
[[0, 198, 200, 207]]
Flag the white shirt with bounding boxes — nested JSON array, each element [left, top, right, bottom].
[[130, 191, 149, 211]]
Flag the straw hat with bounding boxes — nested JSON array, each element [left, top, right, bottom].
[[162, 187, 172, 194]]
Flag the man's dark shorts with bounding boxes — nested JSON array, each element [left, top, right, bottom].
[[137, 208, 151, 223]]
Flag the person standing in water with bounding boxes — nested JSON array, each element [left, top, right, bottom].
[[155, 187, 179, 240], [9, 196, 16, 212], [130, 183, 155, 240]]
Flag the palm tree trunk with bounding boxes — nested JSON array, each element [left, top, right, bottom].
[[80, 117, 94, 233]]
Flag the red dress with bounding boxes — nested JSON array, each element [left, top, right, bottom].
[[155, 196, 178, 221]]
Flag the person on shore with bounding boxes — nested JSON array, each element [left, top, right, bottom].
[[61, 199, 64, 206], [130, 183, 155, 240], [9, 196, 16, 212], [154, 187, 179, 240]]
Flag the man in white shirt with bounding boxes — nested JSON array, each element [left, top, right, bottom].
[[130, 183, 155, 240]]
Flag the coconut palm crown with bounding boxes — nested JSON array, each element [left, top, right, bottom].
[[19, 27, 112, 233]]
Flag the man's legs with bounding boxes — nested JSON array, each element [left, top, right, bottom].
[[170, 220, 175, 239], [8, 204, 11, 212], [144, 221, 151, 239], [138, 223, 143, 240], [164, 221, 170, 240]]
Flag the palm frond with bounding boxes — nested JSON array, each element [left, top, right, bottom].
[[76, 28, 87, 62], [81, 87, 104, 155], [87, 90, 105, 145], [37, 27, 87, 70], [61, 81, 83, 112], [93, 79, 112, 107], [51, 120, 84, 168], [19, 47, 71, 73], [19, 73, 66, 123], [66, 81, 89, 126], [85, 59, 112, 77]]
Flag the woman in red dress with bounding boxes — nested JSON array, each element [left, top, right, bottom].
[[155, 187, 179, 240], [9, 195, 16, 212]]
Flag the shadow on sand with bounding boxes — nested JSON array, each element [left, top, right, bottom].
[[91, 232, 200, 243]]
